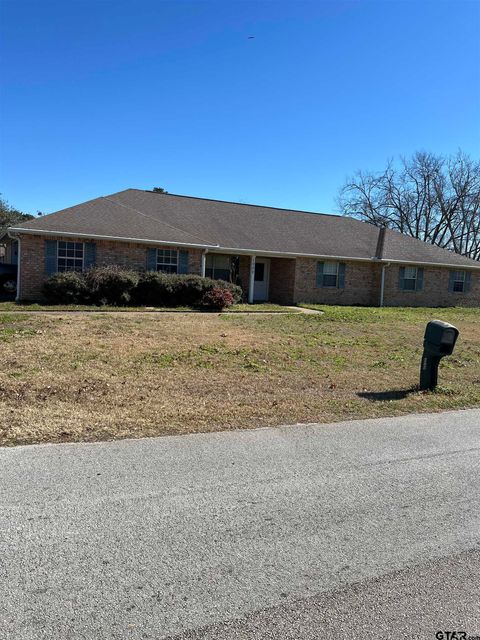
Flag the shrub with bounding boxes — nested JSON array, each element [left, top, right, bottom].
[[201, 287, 235, 310], [42, 272, 89, 305], [84, 265, 139, 306], [43, 268, 243, 308], [132, 271, 172, 307], [133, 272, 242, 307]]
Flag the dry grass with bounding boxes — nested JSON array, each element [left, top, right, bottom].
[[1, 306, 479, 446], [0, 301, 295, 313]]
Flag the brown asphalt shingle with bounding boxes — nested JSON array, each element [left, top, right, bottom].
[[9, 189, 480, 268]]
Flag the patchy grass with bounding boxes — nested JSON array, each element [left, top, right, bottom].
[[0, 306, 479, 446], [0, 301, 295, 313]]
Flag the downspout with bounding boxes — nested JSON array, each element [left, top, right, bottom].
[[16, 236, 21, 301], [7, 232, 21, 301], [375, 227, 388, 308], [380, 262, 390, 307], [201, 249, 208, 277], [248, 255, 256, 304]]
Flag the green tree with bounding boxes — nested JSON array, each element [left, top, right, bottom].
[[152, 187, 168, 194], [0, 195, 34, 227]]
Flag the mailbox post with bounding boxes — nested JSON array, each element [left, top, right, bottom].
[[420, 320, 459, 390]]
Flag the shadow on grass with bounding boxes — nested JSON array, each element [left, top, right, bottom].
[[357, 386, 419, 402]]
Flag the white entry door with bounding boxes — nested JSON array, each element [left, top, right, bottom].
[[253, 258, 270, 301]]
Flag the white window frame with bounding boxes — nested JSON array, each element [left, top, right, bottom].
[[322, 261, 340, 288], [156, 249, 178, 274], [57, 241, 84, 273], [402, 266, 418, 291]]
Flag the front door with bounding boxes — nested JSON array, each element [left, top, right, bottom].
[[253, 258, 270, 301]]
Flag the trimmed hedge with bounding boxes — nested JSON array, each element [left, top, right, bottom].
[[84, 266, 139, 306], [42, 271, 89, 305], [42, 268, 242, 308]]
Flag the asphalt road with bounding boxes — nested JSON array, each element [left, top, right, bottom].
[[1, 409, 479, 639]]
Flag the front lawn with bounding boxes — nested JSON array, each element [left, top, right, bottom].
[[1, 305, 479, 446]]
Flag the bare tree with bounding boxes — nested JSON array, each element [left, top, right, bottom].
[[338, 151, 480, 260]]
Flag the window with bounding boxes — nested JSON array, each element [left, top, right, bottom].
[[451, 270, 466, 293], [206, 254, 232, 281], [399, 266, 424, 291], [157, 249, 178, 273], [322, 261, 339, 287], [57, 241, 84, 272], [402, 266, 418, 291], [316, 261, 346, 289]]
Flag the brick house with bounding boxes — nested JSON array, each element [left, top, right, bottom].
[[7, 189, 480, 306]]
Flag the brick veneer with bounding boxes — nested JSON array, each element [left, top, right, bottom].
[[293, 258, 380, 306], [17, 234, 203, 300], [16, 234, 480, 307], [382, 264, 480, 307], [269, 258, 296, 304]]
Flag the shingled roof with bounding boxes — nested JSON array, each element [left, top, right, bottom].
[[9, 189, 480, 269]]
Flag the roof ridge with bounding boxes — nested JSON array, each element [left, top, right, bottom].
[[135, 189, 344, 219]]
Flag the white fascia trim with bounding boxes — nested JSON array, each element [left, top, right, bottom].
[[206, 246, 376, 262], [6, 229, 377, 262], [7, 228, 220, 250], [383, 258, 480, 270]]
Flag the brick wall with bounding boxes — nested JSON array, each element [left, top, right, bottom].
[[293, 258, 380, 306], [383, 264, 480, 307], [17, 234, 480, 307], [269, 258, 296, 304], [18, 234, 203, 301]]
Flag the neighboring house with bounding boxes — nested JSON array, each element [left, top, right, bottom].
[[7, 189, 480, 306]]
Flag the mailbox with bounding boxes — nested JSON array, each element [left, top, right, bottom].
[[420, 320, 459, 390]]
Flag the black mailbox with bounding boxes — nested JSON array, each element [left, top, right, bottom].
[[420, 320, 459, 390]]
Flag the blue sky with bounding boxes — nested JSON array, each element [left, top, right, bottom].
[[1, 0, 479, 216]]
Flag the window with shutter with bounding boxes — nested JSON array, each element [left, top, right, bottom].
[[402, 266, 417, 291], [57, 242, 84, 272], [156, 249, 178, 273], [450, 270, 466, 292]]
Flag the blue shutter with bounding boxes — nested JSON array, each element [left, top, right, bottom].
[[146, 248, 157, 271], [465, 271, 472, 293], [398, 266, 406, 290], [338, 263, 346, 289], [84, 242, 96, 270], [448, 271, 455, 292], [45, 240, 57, 275], [416, 268, 424, 291], [178, 250, 189, 274], [316, 262, 324, 288]]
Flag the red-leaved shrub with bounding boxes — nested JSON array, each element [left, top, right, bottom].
[[201, 287, 235, 310]]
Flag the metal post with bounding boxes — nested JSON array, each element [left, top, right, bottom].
[[420, 353, 441, 391], [248, 255, 256, 304]]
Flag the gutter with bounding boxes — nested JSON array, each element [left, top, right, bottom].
[[7, 227, 480, 270], [7, 227, 220, 251]]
